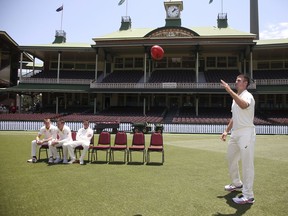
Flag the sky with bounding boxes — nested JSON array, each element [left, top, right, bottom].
[[0, 0, 288, 46]]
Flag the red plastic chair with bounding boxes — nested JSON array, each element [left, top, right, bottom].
[[147, 132, 164, 164], [38, 134, 64, 161], [74, 133, 94, 162], [90, 131, 111, 163], [128, 132, 146, 163], [109, 131, 128, 163]]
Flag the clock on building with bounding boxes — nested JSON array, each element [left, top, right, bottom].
[[167, 5, 180, 18], [164, 1, 183, 26]]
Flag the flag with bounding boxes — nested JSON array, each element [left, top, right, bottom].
[[56, 5, 63, 12], [118, 0, 125, 6], [209, 0, 213, 4]]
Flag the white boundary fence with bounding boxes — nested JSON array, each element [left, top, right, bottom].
[[0, 121, 287, 135]]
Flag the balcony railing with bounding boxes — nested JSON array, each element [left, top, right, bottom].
[[89, 82, 257, 89], [19, 77, 288, 88], [254, 79, 288, 85], [20, 78, 91, 85]]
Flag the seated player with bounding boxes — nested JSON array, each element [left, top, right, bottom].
[[27, 118, 57, 163], [48, 119, 73, 164], [63, 120, 93, 165]]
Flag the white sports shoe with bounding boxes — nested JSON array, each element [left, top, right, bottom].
[[232, 194, 255, 204], [68, 158, 76, 164], [224, 184, 243, 192], [48, 157, 54, 164], [54, 158, 62, 164], [27, 158, 37, 163], [62, 159, 68, 164], [79, 160, 84, 165]]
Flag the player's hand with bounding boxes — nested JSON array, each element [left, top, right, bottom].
[[52, 140, 58, 146], [220, 80, 231, 92], [36, 140, 42, 145], [221, 131, 227, 141]]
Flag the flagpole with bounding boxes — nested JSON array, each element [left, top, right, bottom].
[[61, 4, 64, 31], [126, 0, 128, 17]]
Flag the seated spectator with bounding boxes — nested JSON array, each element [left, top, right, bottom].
[[27, 118, 58, 163], [10, 103, 16, 113], [63, 120, 93, 165]]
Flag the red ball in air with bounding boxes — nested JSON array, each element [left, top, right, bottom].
[[151, 45, 164, 61]]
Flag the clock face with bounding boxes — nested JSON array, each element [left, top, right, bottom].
[[167, 5, 180, 18]]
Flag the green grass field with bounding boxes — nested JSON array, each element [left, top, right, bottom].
[[0, 131, 287, 216]]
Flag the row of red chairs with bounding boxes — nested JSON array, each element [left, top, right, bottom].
[[39, 131, 164, 164], [90, 131, 164, 164]]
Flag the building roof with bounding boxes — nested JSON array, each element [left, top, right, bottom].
[[254, 38, 288, 46], [21, 42, 92, 48], [93, 26, 256, 40], [0, 31, 32, 61]]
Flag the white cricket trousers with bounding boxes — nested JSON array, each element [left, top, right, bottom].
[[48, 141, 64, 159], [63, 141, 90, 161], [31, 140, 48, 157], [227, 127, 256, 199]]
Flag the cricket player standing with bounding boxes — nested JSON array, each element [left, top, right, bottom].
[[220, 74, 256, 204]]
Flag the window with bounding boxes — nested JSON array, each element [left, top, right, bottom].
[[63, 63, 74, 69], [154, 57, 167, 68], [228, 57, 237, 67], [206, 57, 216, 67], [257, 62, 269, 69], [168, 57, 181, 68], [87, 64, 95, 70], [75, 63, 86, 70], [271, 61, 283, 69], [135, 58, 144, 68], [50, 62, 62, 69], [115, 58, 124, 69], [124, 57, 133, 68], [217, 57, 227, 67], [182, 56, 195, 68]]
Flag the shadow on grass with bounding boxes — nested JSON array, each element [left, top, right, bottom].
[[37, 159, 48, 163], [146, 162, 163, 166], [108, 161, 126, 165], [213, 192, 252, 216], [89, 161, 108, 164], [127, 161, 145, 166]]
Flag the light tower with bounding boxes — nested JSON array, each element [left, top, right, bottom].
[[250, 0, 259, 39]]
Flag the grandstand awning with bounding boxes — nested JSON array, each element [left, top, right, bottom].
[[0, 31, 32, 62]]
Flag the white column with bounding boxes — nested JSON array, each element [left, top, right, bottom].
[[32, 56, 35, 76], [19, 52, 23, 82], [16, 94, 20, 113], [104, 60, 107, 78], [144, 52, 147, 83], [195, 96, 199, 116], [250, 51, 253, 79], [196, 52, 199, 83], [57, 52, 61, 84], [143, 98, 146, 116], [94, 97, 97, 114], [56, 97, 59, 114], [95, 52, 98, 81]]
